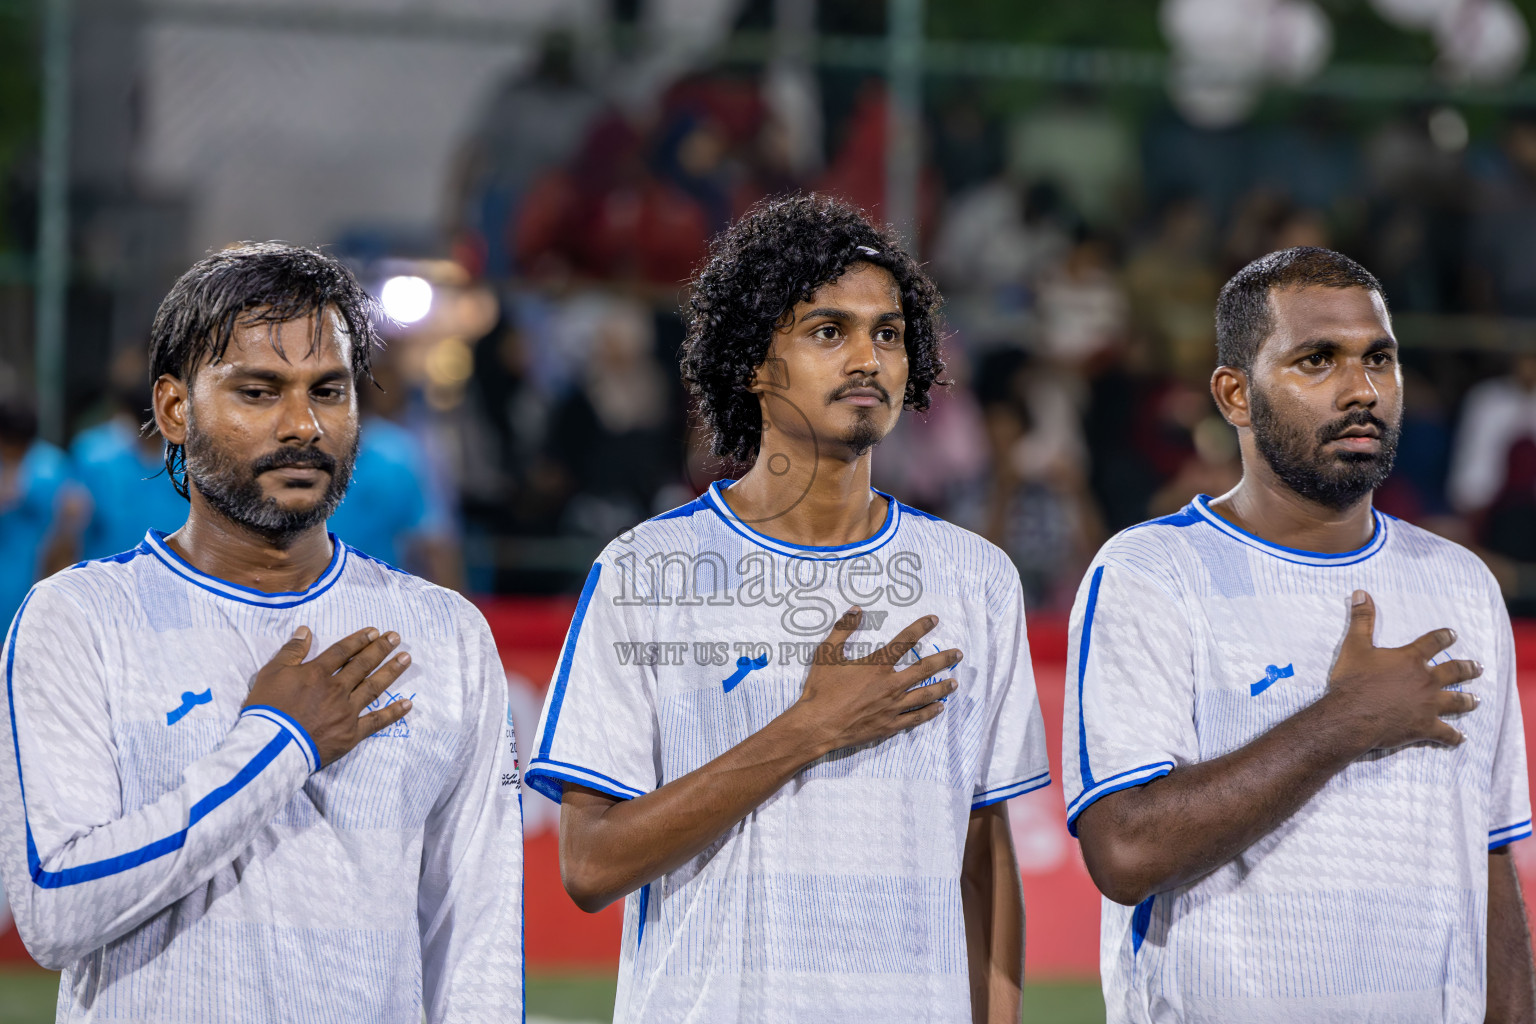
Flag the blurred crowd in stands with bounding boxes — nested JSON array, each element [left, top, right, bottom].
[[11, 34, 1536, 616]]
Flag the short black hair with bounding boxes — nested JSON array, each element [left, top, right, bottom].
[[148, 241, 381, 497], [1215, 246, 1385, 373], [681, 193, 945, 462]]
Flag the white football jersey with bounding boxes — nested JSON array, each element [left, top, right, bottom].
[[0, 531, 523, 1023], [526, 481, 1050, 1023], [1064, 496, 1531, 1024]]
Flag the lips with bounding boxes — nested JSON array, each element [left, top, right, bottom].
[[833, 384, 889, 407]]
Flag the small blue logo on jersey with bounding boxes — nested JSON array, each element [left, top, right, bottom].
[[1250, 664, 1294, 697], [722, 654, 768, 693], [166, 689, 212, 725]]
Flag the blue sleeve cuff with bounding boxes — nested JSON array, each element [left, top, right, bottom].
[[524, 757, 648, 804], [240, 705, 321, 773], [972, 770, 1052, 809], [1491, 818, 1533, 850], [1065, 761, 1176, 837]]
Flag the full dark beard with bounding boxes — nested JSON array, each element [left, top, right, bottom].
[[184, 418, 358, 544], [1248, 383, 1400, 511]]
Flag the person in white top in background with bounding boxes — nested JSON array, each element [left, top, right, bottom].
[[1065, 246, 1534, 1023], [0, 242, 522, 1023]]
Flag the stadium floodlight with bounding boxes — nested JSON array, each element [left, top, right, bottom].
[[381, 275, 433, 324]]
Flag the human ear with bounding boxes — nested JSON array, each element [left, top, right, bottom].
[[153, 375, 189, 446], [1211, 365, 1251, 429], [748, 356, 789, 395]]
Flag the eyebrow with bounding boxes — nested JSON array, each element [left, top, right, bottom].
[[1287, 335, 1397, 356], [797, 307, 905, 324], [223, 366, 351, 384]]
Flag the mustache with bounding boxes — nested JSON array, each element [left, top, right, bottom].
[[251, 447, 338, 476], [1315, 409, 1390, 446], [828, 378, 892, 404]]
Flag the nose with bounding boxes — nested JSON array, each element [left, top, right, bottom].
[[275, 389, 323, 446], [845, 333, 880, 377], [1337, 356, 1380, 410]]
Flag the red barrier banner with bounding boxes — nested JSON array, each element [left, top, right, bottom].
[[3, 600, 1534, 982]]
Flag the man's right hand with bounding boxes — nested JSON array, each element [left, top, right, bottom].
[[785, 607, 961, 757], [1323, 590, 1481, 751], [244, 626, 413, 767]]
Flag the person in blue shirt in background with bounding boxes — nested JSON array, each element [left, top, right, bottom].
[[69, 347, 189, 560], [0, 393, 83, 630], [328, 347, 462, 587]]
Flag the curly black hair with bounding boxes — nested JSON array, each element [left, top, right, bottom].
[[681, 193, 945, 462]]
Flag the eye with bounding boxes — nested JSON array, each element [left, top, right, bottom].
[[813, 324, 840, 341], [1301, 352, 1330, 368], [1366, 350, 1396, 367], [313, 386, 347, 402], [237, 387, 272, 400], [875, 327, 901, 346]]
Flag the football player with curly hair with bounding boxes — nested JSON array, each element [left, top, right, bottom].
[[527, 194, 1049, 1023]]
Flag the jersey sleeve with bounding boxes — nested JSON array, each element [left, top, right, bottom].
[[525, 557, 657, 803], [970, 563, 1051, 808], [1063, 559, 1197, 836], [0, 580, 315, 969], [418, 601, 524, 1023], [1487, 594, 1531, 850]]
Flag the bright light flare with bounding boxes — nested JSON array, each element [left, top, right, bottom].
[[381, 275, 433, 324]]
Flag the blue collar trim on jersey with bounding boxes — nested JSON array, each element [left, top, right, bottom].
[[703, 479, 902, 561], [1189, 494, 1389, 567], [142, 529, 349, 608]]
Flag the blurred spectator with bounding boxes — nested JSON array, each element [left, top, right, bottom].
[[454, 32, 601, 280], [1008, 88, 1139, 229], [1448, 353, 1536, 517], [0, 394, 82, 630], [1125, 196, 1220, 385], [1375, 367, 1457, 529], [546, 297, 679, 537], [1035, 231, 1128, 367], [70, 348, 189, 559], [1470, 113, 1536, 316], [328, 350, 463, 589], [932, 178, 1069, 302], [957, 350, 1100, 609]]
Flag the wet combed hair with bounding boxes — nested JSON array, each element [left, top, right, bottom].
[[681, 193, 945, 462], [148, 241, 382, 497], [1216, 246, 1385, 373]]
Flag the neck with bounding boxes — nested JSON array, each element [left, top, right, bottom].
[[164, 495, 334, 593], [1207, 456, 1376, 554], [722, 437, 884, 548]]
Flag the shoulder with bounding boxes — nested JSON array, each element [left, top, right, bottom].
[[22, 543, 157, 626], [341, 543, 469, 615], [1381, 515, 1501, 596], [1086, 505, 1213, 599], [891, 498, 1020, 588], [595, 493, 716, 562]]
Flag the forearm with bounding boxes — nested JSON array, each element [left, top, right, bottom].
[[963, 804, 1023, 1024], [1077, 693, 1367, 905], [1487, 848, 1536, 1024], [5, 710, 313, 967], [560, 706, 830, 911]]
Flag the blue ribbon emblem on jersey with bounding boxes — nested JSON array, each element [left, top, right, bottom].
[[166, 688, 213, 725], [1250, 663, 1294, 697], [722, 654, 769, 693]]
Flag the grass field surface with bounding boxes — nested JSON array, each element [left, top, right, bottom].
[[0, 968, 1105, 1023]]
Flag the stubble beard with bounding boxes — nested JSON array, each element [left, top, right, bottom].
[[183, 411, 359, 545]]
